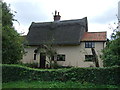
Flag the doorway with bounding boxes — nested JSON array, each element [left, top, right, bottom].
[[40, 53, 46, 68]]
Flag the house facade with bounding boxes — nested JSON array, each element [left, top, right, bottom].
[[22, 12, 107, 68]]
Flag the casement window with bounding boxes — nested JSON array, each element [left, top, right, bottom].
[[85, 42, 95, 48], [85, 55, 94, 61], [57, 54, 65, 61], [34, 53, 36, 60]]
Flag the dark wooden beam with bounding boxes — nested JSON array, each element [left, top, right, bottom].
[[91, 48, 99, 67]]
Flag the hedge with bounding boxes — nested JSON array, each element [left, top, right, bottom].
[[2, 64, 120, 85]]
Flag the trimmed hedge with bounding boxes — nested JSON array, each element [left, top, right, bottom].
[[2, 64, 120, 85]]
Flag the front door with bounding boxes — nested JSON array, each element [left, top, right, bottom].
[[40, 53, 46, 68]]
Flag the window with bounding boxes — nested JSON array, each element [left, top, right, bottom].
[[57, 54, 65, 61], [85, 42, 95, 48], [85, 55, 94, 61]]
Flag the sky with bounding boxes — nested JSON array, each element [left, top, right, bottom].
[[3, 0, 120, 38]]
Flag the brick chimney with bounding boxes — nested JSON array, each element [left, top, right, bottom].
[[54, 10, 61, 21]]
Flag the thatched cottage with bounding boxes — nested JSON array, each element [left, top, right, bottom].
[[22, 11, 106, 68]]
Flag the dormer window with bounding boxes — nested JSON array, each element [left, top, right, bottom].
[[85, 42, 95, 48]]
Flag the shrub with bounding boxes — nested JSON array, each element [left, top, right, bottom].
[[19, 63, 38, 68], [2, 64, 120, 85]]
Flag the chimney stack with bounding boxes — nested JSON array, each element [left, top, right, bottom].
[[54, 10, 61, 21]]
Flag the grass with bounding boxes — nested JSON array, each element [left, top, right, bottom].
[[2, 81, 120, 88]]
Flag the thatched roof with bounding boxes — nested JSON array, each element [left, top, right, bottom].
[[26, 17, 88, 45]]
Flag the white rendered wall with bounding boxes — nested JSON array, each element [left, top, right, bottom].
[[21, 42, 105, 67]]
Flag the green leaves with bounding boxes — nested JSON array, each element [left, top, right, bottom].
[[2, 2, 24, 64], [2, 2, 13, 27], [102, 35, 120, 67], [102, 20, 120, 67], [2, 64, 120, 85], [2, 26, 24, 64]]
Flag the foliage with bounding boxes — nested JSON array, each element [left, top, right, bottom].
[[2, 64, 120, 85], [36, 40, 57, 68], [2, 26, 24, 64], [2, 2, 24, 64], [19, 62, 72, 69], [102, 20, 120, 67], [19, 62, 38, 68], [2, 81, 119, 88], [102, 38, 120, 66], [0, 1, 2, 64], [2, 2, 13, 27]]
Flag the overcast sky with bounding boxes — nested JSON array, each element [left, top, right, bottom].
[[3, 0, 120, 38]]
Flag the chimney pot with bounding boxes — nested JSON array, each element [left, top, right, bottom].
[[53, 10, 61, 21], [55, 10, 57, 16]]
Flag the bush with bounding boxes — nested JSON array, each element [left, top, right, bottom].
[[2, 64, 120, 85], [19, 63, 38, 68]]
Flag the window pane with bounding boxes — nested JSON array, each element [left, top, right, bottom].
[[57, 54, 65, 61], [89, 42, 92, 48], [92, 42, 95, 48], [85, 55, 93, 61], [85, 42, 95, 48], [85, 42, 89, 48]]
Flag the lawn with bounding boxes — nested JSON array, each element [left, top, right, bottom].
[[2, 81, 119, 89]]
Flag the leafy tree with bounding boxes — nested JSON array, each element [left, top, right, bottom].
[[102, 19, 120, 67], [0, 1, 2, 64], [35, 40, 57, 68], [2, 2, 24, 64]]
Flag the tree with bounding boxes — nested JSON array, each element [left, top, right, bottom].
[[2, 2, 24, 64], [35, 40, 57, 68], [0, 1, 2, 64], [102, 18, 120, 67]]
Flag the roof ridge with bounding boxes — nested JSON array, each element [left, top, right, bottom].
[[31, 17, 87, 24], [60, 17, 87, 22], [85, 31, 106, 33]]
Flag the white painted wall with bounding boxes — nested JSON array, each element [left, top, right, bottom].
[[21, 41, 105, 67], [54, 44, 94, 67], [22, 46, 39, 64]]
